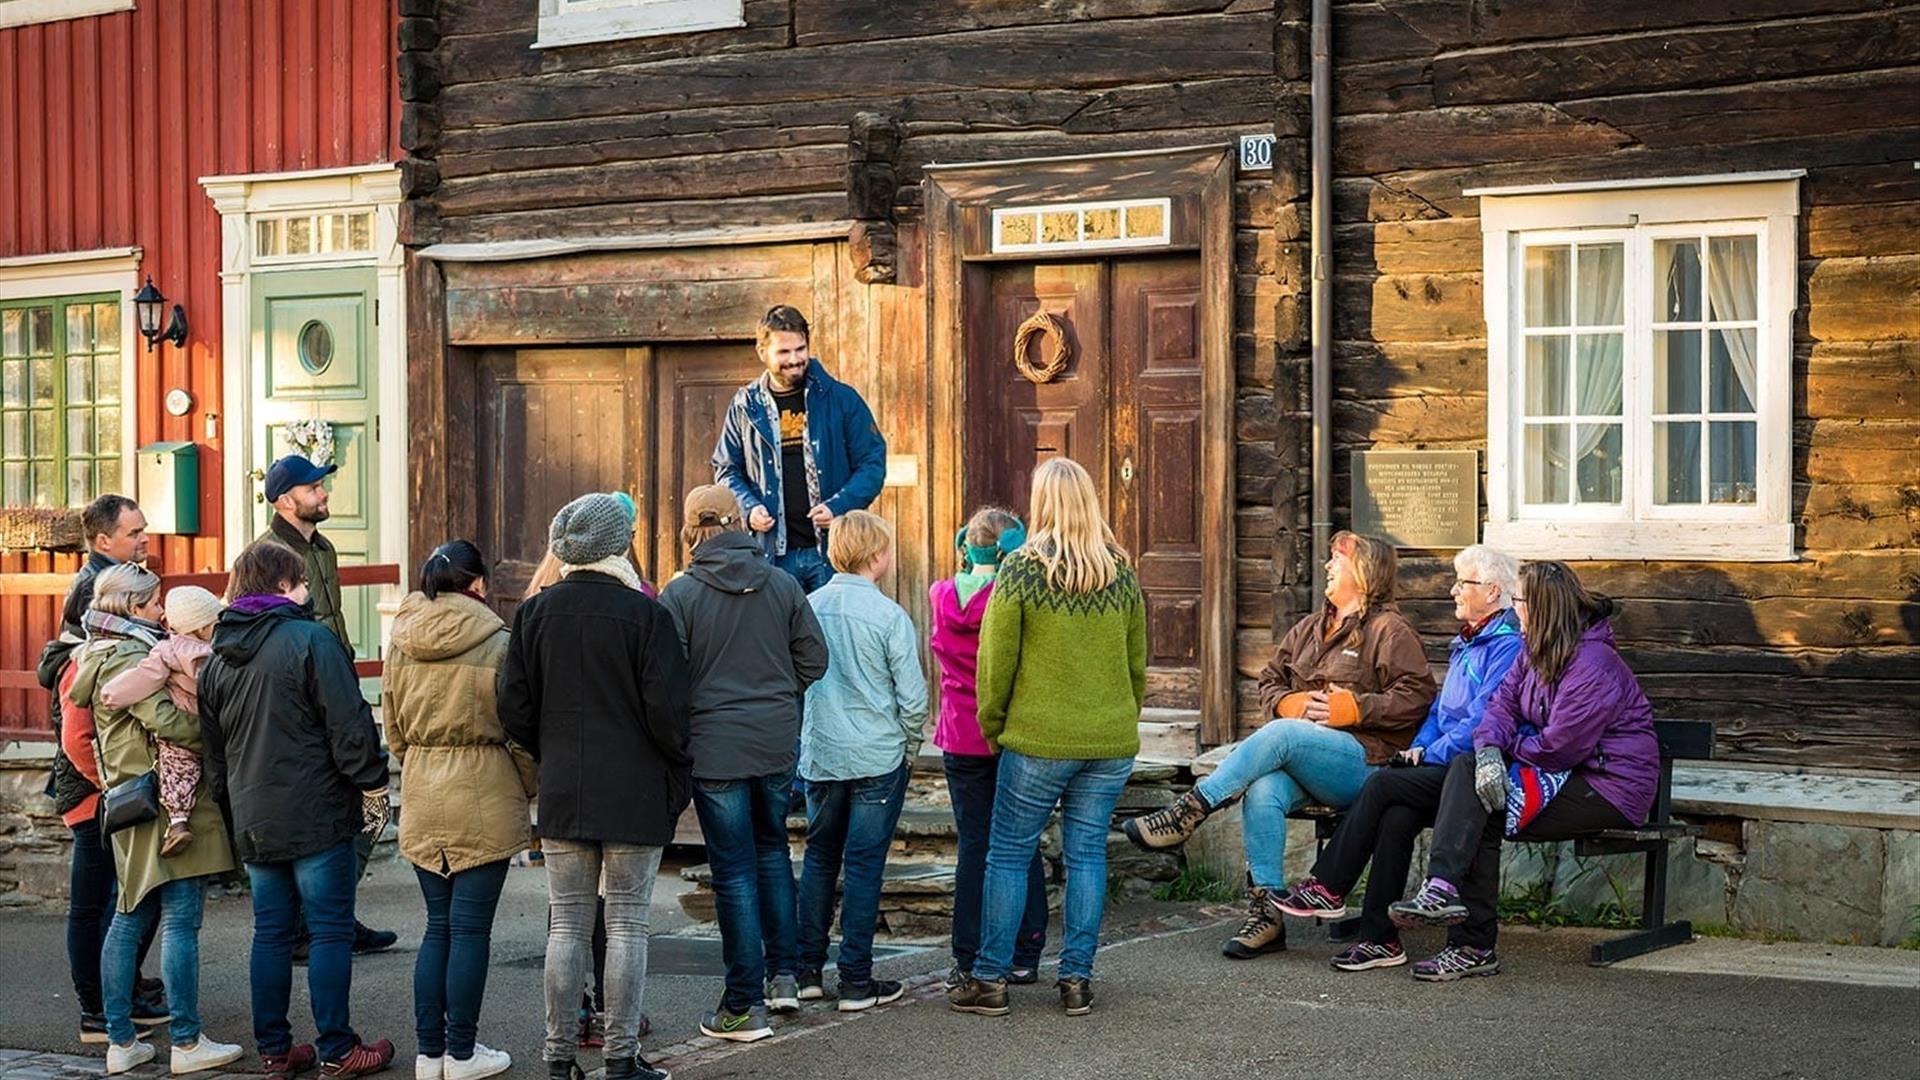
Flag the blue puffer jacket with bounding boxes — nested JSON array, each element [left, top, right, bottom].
[[711, 359, 888, 559], [1410, 608, 1523, 766]]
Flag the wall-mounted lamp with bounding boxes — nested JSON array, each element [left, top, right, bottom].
[[133, 276, 188, 352]]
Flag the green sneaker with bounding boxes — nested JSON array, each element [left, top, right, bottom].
[[698, 1004, 772, 1043]]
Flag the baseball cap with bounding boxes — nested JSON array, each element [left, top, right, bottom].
[[264, 455, 338, 503]]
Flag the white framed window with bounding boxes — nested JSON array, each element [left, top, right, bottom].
[[991, 198, 1172, 255], [0, 0, 134, 31], [535, 0, 744, 48], [1473, 172, 1801, 561], [254, 211, 376, 264]]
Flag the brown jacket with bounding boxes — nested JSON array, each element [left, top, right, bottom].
[[1256, 604, 1437, 764]]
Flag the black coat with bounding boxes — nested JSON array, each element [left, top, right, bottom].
[[499, 571, 693, 847], [198, 601, 388, 864]]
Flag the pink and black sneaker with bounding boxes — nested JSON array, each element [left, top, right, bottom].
[[1412, 944, 1500, 982], [1389, 877, 1468, 928], [1273, 877, 1348, 919], [1329, 940, 1407, 971]]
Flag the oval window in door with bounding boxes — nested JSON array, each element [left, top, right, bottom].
[[297, 319, 335, 375]]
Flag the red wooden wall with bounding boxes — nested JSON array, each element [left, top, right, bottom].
[[0, 0, 399, 736]]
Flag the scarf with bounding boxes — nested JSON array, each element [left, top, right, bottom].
[[81, 608, 164, 649], [560, 555, 645, 593], [231, 593, 298, 615]]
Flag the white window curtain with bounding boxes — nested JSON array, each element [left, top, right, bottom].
[[1707, 239, 1759, 407]]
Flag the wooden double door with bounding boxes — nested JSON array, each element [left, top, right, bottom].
[[964, 255, 1207, 704], [474, 343, 760, 623]]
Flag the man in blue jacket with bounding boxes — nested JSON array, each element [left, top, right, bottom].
[[712, 305, 887, 592]]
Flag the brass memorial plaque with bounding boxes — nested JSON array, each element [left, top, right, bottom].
[[1351, 450, 1479, 549]]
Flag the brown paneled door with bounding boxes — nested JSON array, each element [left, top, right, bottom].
[[649, 343, 763, 584], [965, 255, 1206, 705]]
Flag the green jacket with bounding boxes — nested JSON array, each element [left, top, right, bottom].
[[262, 515, 349, 650], [69, 636, 234, 912], [975, 551, 1146, 762]]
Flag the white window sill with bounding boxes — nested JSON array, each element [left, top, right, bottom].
[[0, 0, 132, 30], [1483, 520, 1796, 562], [535, 0, 744, 48]]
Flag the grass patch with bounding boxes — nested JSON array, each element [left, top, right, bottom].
[[1153, 865, 1241, 904], [1495, 880, 1637, 930], [1694, 922, 1803, 944]]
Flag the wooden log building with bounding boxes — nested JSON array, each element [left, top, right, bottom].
[[398, 0, 1919, 769]]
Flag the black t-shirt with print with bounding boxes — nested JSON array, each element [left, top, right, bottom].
[[774, 388, 815, 550]]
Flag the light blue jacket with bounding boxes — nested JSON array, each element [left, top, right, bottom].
[[801, 573, 928, 782], [1411, 608, 1524, 766]]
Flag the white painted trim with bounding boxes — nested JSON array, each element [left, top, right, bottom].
[[0, 250, 141, 499], [196, 163, 400, 188], [1478, 175, 1800, 562], [1464, 170, 1807, 198], [416, 220, 858, 262], [534, 0, 743, 47], [0, 0, 131, 29]]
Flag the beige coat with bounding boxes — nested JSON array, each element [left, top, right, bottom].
[[384, 591, 533, 876], [69, 635, 235, 912]]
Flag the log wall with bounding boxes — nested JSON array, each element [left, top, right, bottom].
[[1313, 0, 1920, 769]]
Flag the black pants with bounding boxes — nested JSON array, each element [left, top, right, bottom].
[[1427, 754, 1631, 950], [67, 819, 157, 1015], [1309, 764, 1447, 945]]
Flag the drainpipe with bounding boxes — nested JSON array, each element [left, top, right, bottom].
[[1309, 0, 1333, 606]]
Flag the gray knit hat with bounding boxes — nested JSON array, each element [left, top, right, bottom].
[[549, 493, 633, 567]]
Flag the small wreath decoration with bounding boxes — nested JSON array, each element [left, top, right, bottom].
[[1013, 310, 1073, 385]]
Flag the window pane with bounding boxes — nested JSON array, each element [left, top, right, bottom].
[[1654, 421, 1702, 504], [2, 310, 22, 357], [96, 405, 120, 454], [1708, 235, 1758, 321], [330, 213, 349, 253], [1709, 329, 1757, 412], [95, 356, 120, 404], [257, 219, 281, 257], [28, 307, 54, 355], [1575, 333, 1623, 416], [30, 409, 53, 455], [66, 304, 94, 352], [30, 459, 56, 506], [67, 355, 92, 405], [1576, 423, 1622, 504], [1524, 246, 1570, 327], [348, 212, 371, 251], [67, 410, 93, 460], [1524, 423, 1570, 504], [1525, 336, 1570, 416], [3, 462, 24, 502], [287, 216, 313, 254], [97, 455, 120, 494], [1655, 238, 1702, 322], [1710, 421, 1758, 504], [94, 303, 120, 350], [2, 411, 22, 456], [1576, 244, 1624, 325], [68, 460, 93, 506], [1655, 330, 1702, 414], [2, 359, 22, 406], [31, 357, 53, 404]]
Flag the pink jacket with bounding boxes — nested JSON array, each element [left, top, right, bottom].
[[929, 578, 995, 757], [99, 634, 211, 716]]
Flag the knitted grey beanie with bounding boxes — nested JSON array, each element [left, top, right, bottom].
[[549, 493, 632, 567]]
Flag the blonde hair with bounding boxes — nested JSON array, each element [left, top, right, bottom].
[[1024, 457, 1125, 594], [524, 549, 563, 599], [1330, 530, 1397, 611], [91, 563, 162, 617], [827, 510, 894, 575]]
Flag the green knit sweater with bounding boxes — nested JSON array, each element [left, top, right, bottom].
[[975, 551, 1146, 761]]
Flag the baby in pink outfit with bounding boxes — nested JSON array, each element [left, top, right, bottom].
[[99, 585, 222, 857]]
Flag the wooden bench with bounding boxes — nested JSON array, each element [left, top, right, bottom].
[[1292, 719, 1715, 966]]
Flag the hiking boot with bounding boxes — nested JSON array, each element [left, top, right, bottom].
[[170, 1036, 246, 1075], [352, 922, 399, 955], [321, 1038, 395, 1078], [795, 968, 825, 1001], [574, 1009, 604, 1049], [947, 974, 1010, 1017], [1390, 878, 1468, 929], [1273, 876, 1348, 919], [1329, 940, 1408, 971], [698, 1004, 771, 1043], [604, 1056, 670, 1080], [837, 978, 905, 1013], [767, 973, 800, 1014], [263, 1044, 318, 1080], [1221, 888, 1287, 959], [80, 1011, 109, 1045], [1121, 789, 1212, 851], [1056, 977, 1093, 1017], [546, 1061, 585, 1080], [1412, 944, 1500, 982], [107, 1040, 155, 1076], [160, 821, 193, 858]]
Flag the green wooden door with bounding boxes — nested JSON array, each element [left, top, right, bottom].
[[249, 268, 381, 690]]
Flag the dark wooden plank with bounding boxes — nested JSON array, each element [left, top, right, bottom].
[[1800, 341, 1920, 419], [1806, 200, 1920, 259], [1331, 271, 1482, 342], [1374, 0, 1899, 49], [435, 143, 847, 217], [792, 0, 1237, 46], [406, 256, 452, 575], [446, 279, 796, 346], [1560, 69, 1920, 150], [1333, 341, 1486, 398], [439, 123, 848, 181], [1394, 552, 1920, 603], [429, 192, 852, 244], [1336, 102, 1634, 174], [1808, 254, 1920, 342]]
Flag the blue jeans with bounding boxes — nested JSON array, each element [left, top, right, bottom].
[[977, 751, 1133, 982], [943, 752, 1046, 972], [414, 860, 509, 1059], [774, 545, 832, 592], [103, 876, 204, 1045], [692, 769, 800, 1011], [1194, 719, 1376, 890], [247, 839, 361, 1062], [797, 764, 908, 986]]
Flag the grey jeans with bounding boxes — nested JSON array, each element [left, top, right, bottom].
[[542, 840, 663, 1062]]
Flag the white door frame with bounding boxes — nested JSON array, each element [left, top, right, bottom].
[[200, 165, 407, 630]]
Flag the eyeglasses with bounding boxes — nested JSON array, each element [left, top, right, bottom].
[[1449, 579, 1490, 593], [1512, 595, 1528, 605]]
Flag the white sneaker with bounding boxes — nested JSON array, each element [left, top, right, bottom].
[[416, 1054, 445, 1080], [443, 1045, 513, 1080], [170, 1036, 244, 1075], [106, 1039, 155, 1075]]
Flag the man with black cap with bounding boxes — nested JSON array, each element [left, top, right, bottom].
[[256, 453, 398, 958]]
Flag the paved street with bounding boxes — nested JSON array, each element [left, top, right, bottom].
[[2, 854, 1916, 1080]]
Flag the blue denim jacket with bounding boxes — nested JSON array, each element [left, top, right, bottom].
[[711, 359, 888, 559], [800, 574, 928, 782]]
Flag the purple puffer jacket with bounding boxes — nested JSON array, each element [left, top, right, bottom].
[[1472, 620, 1660, 826]]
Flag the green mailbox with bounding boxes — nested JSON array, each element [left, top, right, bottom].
[[136, 441, 200, 535]]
